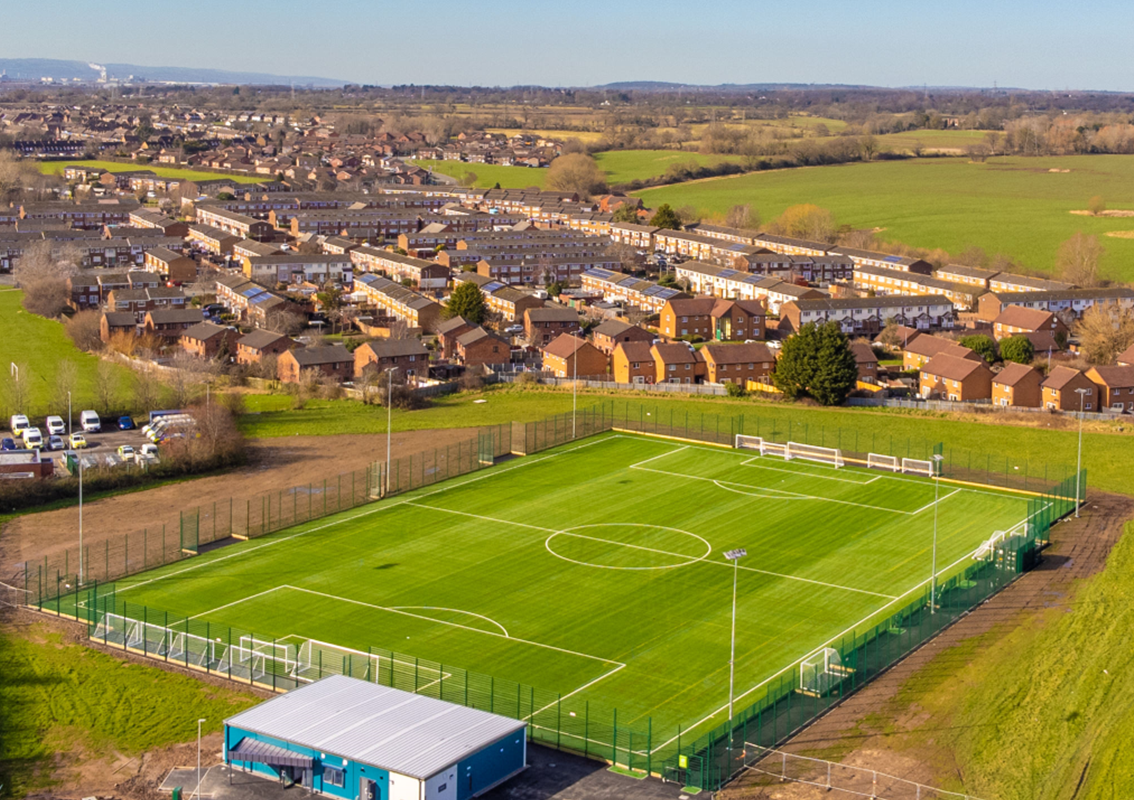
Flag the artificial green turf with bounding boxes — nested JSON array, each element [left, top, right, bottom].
[[634, 154, 1134, 281], [102, 432, 1029, 752], [36, 160, 266, 184]]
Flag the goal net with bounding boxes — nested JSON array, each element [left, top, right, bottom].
[[799, 647, 848, 696], [216, 645, 267, 682], [735, 434, 764, 451], [786, 442, 843, 468], [296, 639, 382, 683], [239, 635, 297, 673], [901, 458, 935, 477], [867, 453, 900, 472]]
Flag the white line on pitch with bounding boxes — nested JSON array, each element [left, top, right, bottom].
[[529, 662, 627, 721], [737, 454, 878, 485], [628, 445, 689, 470], [188, 585, 289, 620], [734, 562, 896, 599], [910, 487, 962, 516], [283, 585, 622, 666]]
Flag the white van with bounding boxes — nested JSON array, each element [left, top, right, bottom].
[[9, 414, 29, 435], [22, 427, 43, 449], [79, 410, 101, 432], [45, 415, 66, 435]]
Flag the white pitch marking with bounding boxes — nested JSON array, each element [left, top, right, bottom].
[[628, 445, 690, 470], [388, 606, 510, 638], [188, 585, 288, 620], [910, 487, 962, 516], [738, 454, 880, 485]]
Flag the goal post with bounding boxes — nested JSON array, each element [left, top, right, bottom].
[[239, 635, 296, 673], [296, 639, 382, 683], [735, 434, 763, 451], [799, 647, 852, 696], [867, 453, 900, 472], [786, 442, 843, 468], [901, 457, 935, 477]]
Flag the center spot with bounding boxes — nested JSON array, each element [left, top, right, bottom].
[[545, 524, 711, 570]]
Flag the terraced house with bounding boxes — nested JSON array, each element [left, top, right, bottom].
[[778, 295, 956, 335], [354, 273, 442, 332]]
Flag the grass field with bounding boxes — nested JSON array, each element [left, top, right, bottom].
[[36, 160, 266, 184], [410, 159, 547, 189], [0, 290, 136, 417], [635, 155, 1134, 281], [100, 432, 1030, 751], [594, 150, 745, 185]]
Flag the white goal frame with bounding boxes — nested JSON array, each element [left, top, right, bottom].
[[239, 635, 296, 673], [297, 638, 382, 683], [800, 647, 843, 693], [901, 457, 935, 477], [735, 434, 764, 451], [786, 442, 844, 468], [867, 453, 900, 472]]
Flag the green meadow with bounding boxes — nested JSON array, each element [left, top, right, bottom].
[[410, 159, 547, 189], [37, 160, 266, 184], [636, 155, 1134, 281]]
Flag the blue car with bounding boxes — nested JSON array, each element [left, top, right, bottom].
[[0, 437, 15, 451], [117, 416, 136, 431]]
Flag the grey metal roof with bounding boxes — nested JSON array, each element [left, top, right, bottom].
[[225, 675, 526, 780]]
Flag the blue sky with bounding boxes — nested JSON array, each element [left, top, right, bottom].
[[3, 0, 1133, 90]]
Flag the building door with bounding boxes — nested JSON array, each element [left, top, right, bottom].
[[361, 778, 378, 800]]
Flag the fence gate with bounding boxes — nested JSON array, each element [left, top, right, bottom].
[[478, 430, 495, 466]]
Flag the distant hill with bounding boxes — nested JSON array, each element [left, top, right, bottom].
[[0, 58, 345, 87]]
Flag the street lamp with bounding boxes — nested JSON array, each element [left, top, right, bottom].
[[67, 390, 72, 437], [1075, 387, 1089, 518], [724, 547, 746, 748], [571, 333, 578, 440], [78, 453, 84, 585], [385, 367, 397, 496], [196, 718, 207, 800], [930, 454, 944, 614]]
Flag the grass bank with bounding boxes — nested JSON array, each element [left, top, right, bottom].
[[36, 159, 266, 184]]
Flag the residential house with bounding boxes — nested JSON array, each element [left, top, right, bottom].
[[778, 296, 956, 336], [976, 288, 1134, 323], [919, 354, 993, 401], [353, 339, 429, 378], [579, 268, 688, 315], [143, 308, 208, 339], [992, 363, 1043, 408], [658, 297, 767, 342], [540, 334, 609, 379], [105, 286, 187, 321], [611, 341, 657, 384], [244, 254, 351, 286], [1086, 366, 1134, 413], [850, 342, 880, 383], [350, 246, 450, 291], [277, 345, 354, 383], [354, 273, 442, 332], [100, 311, 136, 342], [455, 327, 510, 367], [701, 342, 776, 386], [143, 247, 198, 285], [652, 342, 706, 384], [1118, 344, 1134, 367], [180, 322, 239, 360], [991, 306, 1069, 344], [524, 306, 581, 346], [591, 320, 655, 355], [902, 335, 978, 370], [673, 260, 824, 315], [435, 316, 477, 359], [187, 224, 240, 256], [236, 330, 296, 365], [1041, 367, 1097, 411]]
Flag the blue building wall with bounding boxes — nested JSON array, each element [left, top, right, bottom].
[[454, 729, 526, 800], [225, 725, 391, 800]]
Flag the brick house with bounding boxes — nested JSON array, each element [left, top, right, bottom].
[[541, 334, 609, 379], [100, 311, 136, 342], [353, 339, 429, 378], [992, 363, 1043, 408], [1118, 344, 1134, 367], [235, 330, 295, 365], [144, 308, 207, 339], [524, 306, 581, 346], [455, 327, 510, 367], [652, 342, 707, 384], [278, 345, 354, 383], [435, 316, 477, 360], [701, 342, 775, 386], [611, 341, 657, 384], [658, 297, 766, 341], [919, 354, 993, 401], [1085, 365, 1134, 412], [591, 320, 655, 355], [850, 342, 880, 382], [143, 246, 198, 285], [903, 336, 978, 370], [180, 322, 239, 360], [1041, 367, 1097, 411], [991, 305, 1069, 344]]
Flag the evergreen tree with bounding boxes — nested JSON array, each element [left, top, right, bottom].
[[960, 333, 998, 363], [649, 204, 682, 230], [1000, 335, 1035, 364], [443, 282, 487, 323], [611, 205, 640, 223], [773, 322, 858, 406]]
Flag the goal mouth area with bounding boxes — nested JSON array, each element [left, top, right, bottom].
[[734, 436, 844, 468]]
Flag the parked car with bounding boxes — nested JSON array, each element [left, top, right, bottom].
[[117, 416, 136, 430], [45, 415, 66, 435], [504, 325, 524, 335], [47, 435, 65, 451], [9, 414, 29, 435], [69, 432, 88, 449], [116, 445, 135, 459], [0, 437, 16, 451], [21, 428, 43, 450], [79, 410, 101, 432]]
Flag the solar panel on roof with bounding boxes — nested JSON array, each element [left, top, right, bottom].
[[616, 276, 639, 287], [482, 281, 506, 292], [884, 255, 902, 263], [718, 269, 738, 279], [657, 288, 680, 299]]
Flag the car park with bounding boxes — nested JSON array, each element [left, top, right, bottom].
[[0, 437, 16, 451], [22, 428, 43, 449], [9, 414, 29, 435], [69, 432, 88, 449], [47, 435, 65, 451], [116, 445, 135, 459], [45, 415, 66, 435], [118, 416, 136, 430], [80, 410, 101, 432]]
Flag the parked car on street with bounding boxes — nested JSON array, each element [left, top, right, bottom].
[[69, 432, 88, 449], [47, 435, 65, 451]]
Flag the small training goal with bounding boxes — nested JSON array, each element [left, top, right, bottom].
[[296, 639, 382, 683], [736, 436, 843, 468], [799, 647, 853, 697], [867, 453, 900, 472], [901, 458, 936, 477]]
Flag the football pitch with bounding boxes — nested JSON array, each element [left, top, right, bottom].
[[100, 432, 1031, 747]]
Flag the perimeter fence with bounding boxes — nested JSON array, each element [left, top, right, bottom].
[[23, 399, 1083, 785]]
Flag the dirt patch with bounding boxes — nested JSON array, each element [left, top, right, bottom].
[[720, 491, 1134, 798], [1070, 209, 1134, 217], [1, 427, 478, 575], [1104, 230, 1134, 239]]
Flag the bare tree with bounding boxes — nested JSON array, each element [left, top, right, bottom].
[[543, 153, 607, 197], [266, 308, 307, 335], [168, 351, 206, 407], [1056, 232, 1104, 287], [4, 362, 30, 415], [65, 310, 104, 352], [317, 372, 343, 400], [53, 360, 79, 412], [724, 204, 761, 231], [95, 360, 120, 413], [132, 367, 159, 412], [14, 240, 79, 318], [1074, 305, 1134, 364], [291, 368, 319, 409]]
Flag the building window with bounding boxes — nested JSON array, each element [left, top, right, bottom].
[[324, 767, 345, 788]]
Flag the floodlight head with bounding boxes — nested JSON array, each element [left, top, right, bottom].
[[725, 548, 747, 560], [1075, 387, 1090, 395], [932, 454, 944, 462]]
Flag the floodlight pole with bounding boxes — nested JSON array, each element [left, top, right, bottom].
[[196, 718, 206, 800], [930, 454, 944, 614], [67, 390, 72, 437], [1075, 387, 1088, 517], [385, 368, 395, 496], [572, 334, 578, 439], [78, 455, 84, 586], [724, 548, 746, 751]]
